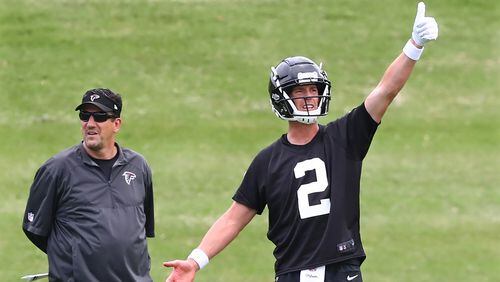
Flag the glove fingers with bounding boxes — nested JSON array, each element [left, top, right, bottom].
[[415, 21, 426, 28], [422, 34, 437, 41], [418, 29, 438, 41], [416, 18, 436, 27], [416, 22, 438, 34], [418, 28, 438, 36], [416, 25, 438, 34], [425, 31, 438, 40]]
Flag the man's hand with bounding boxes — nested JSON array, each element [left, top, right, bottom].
[[411, 2, 439, 47], [163, 259, 198, 282]]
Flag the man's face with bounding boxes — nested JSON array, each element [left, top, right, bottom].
[[80, 105, 121, 152], [290, 84, 319, 112]]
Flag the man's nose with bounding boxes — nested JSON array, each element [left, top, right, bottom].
[[305, 91, 316, 98], [86, 116, 97, 126]]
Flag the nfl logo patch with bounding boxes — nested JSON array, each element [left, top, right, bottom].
[[27, 212, 34, 222]]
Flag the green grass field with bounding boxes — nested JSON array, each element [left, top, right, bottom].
[[1, 0, 499, 281]]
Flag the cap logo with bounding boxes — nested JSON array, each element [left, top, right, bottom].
[[90, 94, 100, 101], [123, 171, 136, 185], [297, 71, 319, 83], [272, 93, 280, 101]]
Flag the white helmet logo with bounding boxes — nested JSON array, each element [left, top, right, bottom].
[[90, 94, 100, 101], [123, 171, 136, 185], [297, 71, 319, 83]]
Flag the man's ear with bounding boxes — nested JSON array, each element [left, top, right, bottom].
[[113, 118, 122, 133]]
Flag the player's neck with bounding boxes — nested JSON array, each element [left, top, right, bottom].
[[286, 122, 319, 145]]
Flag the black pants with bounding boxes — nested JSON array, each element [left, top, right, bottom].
[[276, 259, 362, 282]]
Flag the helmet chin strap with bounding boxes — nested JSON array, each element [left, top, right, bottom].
[[293, 116, 318, 124]]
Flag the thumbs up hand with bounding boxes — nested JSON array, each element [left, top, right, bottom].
[[411, 2, 438, 46]]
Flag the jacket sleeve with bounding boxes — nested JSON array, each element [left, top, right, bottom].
[[144, 164, 155, 238], [22, 162, 59, 253]]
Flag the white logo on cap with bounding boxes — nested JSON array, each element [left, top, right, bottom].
[[123, 171, 136, 185], [90, 94, 100, 101], [27, 212, 34, 222]]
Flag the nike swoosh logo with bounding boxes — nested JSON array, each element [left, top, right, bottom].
[[347, 274, 359, 281]]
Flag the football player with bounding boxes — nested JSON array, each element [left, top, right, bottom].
[[163, 2, 438, 282]]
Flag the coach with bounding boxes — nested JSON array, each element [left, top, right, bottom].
[[22, 88, 155, 281]]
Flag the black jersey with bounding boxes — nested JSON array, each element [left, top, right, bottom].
[[233, 103, 378, 276]]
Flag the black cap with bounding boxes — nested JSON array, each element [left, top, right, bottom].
[[75, 88, 122, 117]]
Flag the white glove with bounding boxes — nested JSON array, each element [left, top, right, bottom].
[[411, 2, 439, 46]]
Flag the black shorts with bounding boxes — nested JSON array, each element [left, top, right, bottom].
[[276, 259, 362, 282]]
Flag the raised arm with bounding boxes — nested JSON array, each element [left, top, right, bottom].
[[163, 201, 257, 282], [365, 2, 438, 123]]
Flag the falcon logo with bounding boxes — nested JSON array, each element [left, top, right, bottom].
[[122, 171, 136, 185], [90, 94, 100, 101], [27, 212, 34, 222]]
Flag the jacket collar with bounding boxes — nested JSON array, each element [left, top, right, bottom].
[[77, 142, 128, 167]]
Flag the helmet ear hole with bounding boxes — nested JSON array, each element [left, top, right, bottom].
[[273, 89, 295, 116]]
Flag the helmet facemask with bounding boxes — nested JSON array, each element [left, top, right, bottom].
[[279, 83, 330, 124]]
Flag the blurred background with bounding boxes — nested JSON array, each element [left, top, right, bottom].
[[1, 0, 498, 281]]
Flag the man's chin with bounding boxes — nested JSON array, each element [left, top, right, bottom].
[[84, 139, 102, 151]]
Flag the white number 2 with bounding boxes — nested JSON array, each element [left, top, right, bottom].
[[294, 158, 331, 219]]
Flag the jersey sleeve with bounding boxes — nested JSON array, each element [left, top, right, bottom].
[[22, 161, 60, 238], [326, 102, 379, 161], [232, 150, 269, 215], [143, 164, 155, 238]]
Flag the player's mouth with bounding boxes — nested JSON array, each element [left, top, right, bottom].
[[303, 104, 317, 110]]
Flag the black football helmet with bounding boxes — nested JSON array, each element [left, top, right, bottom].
[[268, 56, 332, 124]]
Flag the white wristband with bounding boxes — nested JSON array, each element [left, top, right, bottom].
[[188, 248, 209, 270], [403, 39, 424, 61]]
